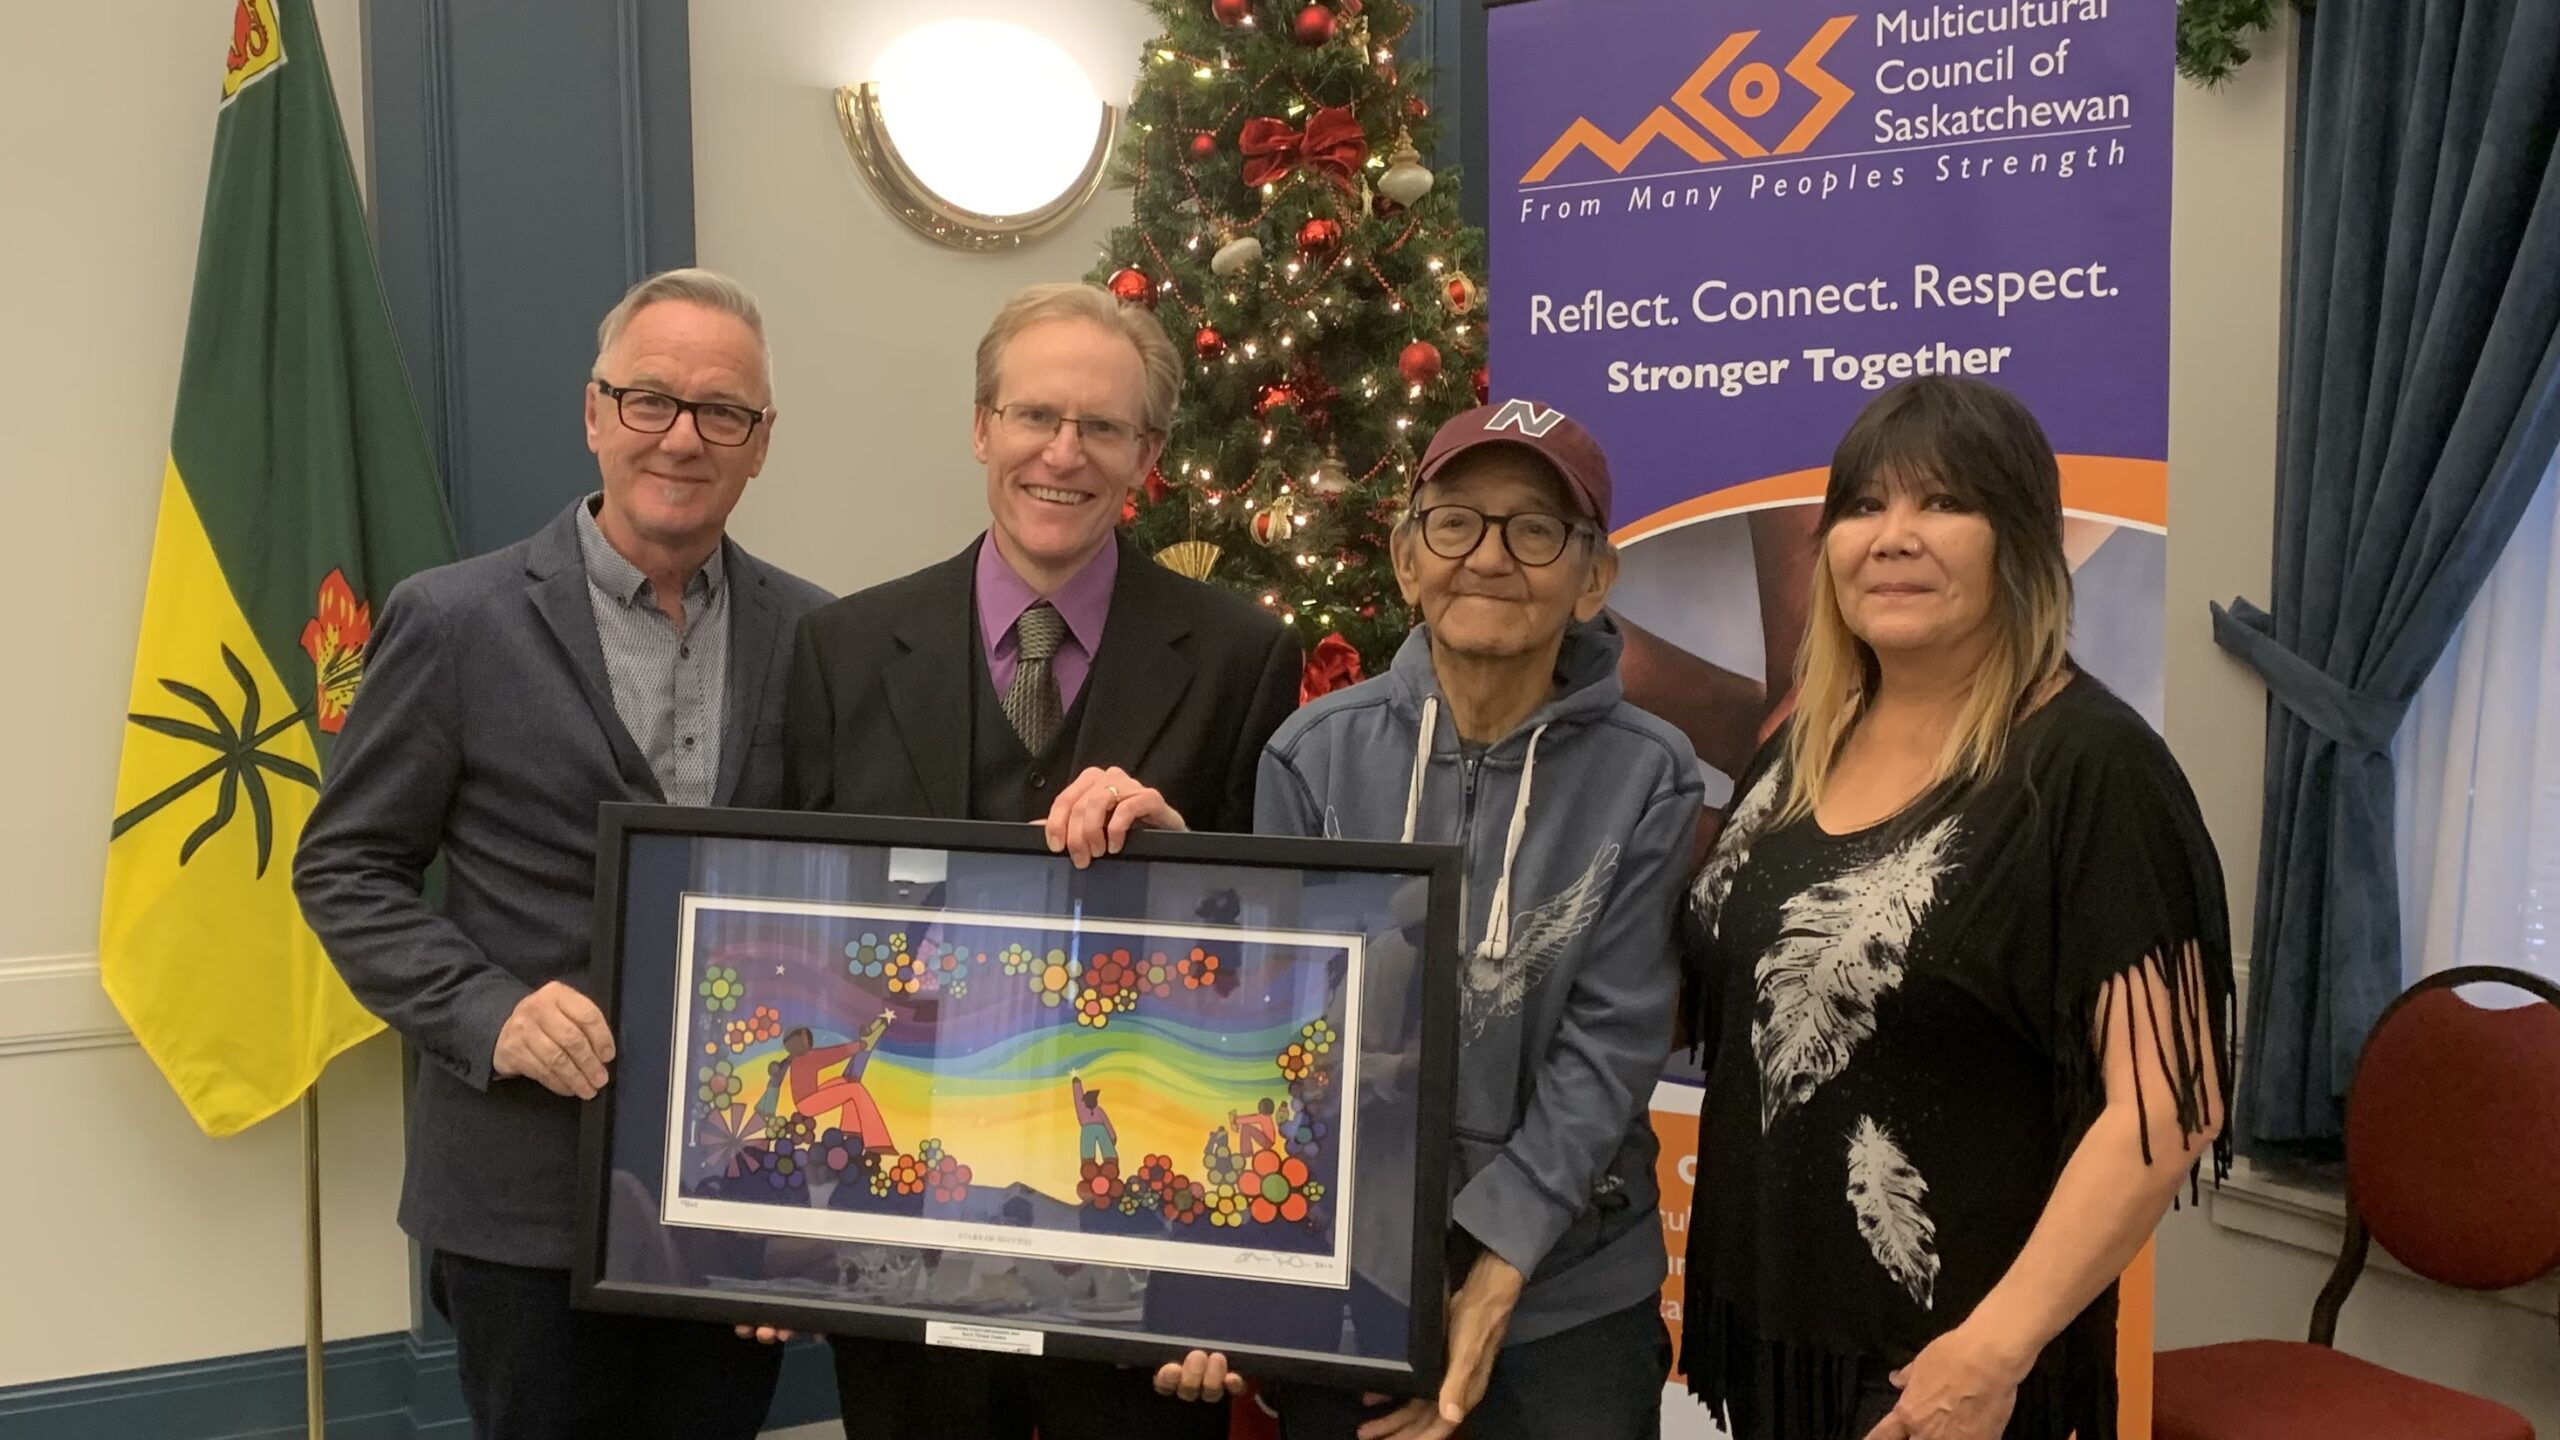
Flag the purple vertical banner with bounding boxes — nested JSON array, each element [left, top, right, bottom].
[[1487, 0, 2173, 805]]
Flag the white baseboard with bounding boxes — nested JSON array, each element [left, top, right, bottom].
[[0, 952, 134, 1058]]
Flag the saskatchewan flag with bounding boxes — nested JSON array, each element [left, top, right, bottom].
[[101, 0, 454, 1137]]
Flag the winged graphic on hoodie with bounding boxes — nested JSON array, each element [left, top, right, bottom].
[[1460, 844, 1620, 1035]]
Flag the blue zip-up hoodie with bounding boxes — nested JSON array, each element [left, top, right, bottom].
[[1257, 615, 1703, 1345]]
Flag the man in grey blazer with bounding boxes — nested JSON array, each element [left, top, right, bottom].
[[295, 269, 829, 1440]]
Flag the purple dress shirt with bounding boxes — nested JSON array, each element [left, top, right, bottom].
[[975, 533, 1116, 712]]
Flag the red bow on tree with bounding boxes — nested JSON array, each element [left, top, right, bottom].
[[1240, 107, 1369, 192], [1299, 633, 1366, 705]]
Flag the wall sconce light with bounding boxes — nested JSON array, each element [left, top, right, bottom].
[[837, 21, 1120, 252]]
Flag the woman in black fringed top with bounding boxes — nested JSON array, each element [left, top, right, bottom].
[[1681, 377, 2233, 1440]]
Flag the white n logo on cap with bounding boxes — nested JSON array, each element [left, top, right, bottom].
[[1483, 399, 1567, 438]]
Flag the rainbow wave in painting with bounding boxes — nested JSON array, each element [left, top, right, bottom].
[[663, 897, 1360, 1287]]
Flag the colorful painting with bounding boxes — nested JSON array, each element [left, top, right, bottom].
[[661, 896, 1361, 1287]]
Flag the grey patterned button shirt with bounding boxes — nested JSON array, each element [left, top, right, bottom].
[[573, 497, 727, 805]]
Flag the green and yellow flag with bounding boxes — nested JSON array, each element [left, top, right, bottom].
[[102, 0, 454, 1137]]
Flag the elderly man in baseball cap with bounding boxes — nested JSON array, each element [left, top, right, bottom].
[[1149, 401, 1704, 1440]]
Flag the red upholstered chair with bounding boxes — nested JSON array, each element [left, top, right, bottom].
[[2156, 965, 2560, 1440]]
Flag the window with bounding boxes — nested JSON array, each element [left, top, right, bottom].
[[2394, 447, 2560, 989]]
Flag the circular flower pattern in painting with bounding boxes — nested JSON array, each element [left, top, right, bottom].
[[695, 1059, 743, 1109], [696, 965, 742, 1013], [1179, 947, 1221, 989], [815, 1129, 863, 1184], [844, 933, 893, 979], [765, 1143, 805, 1191], [1246, 1148, 1312, 1224], [1074, 986, 1115, 1028], [1085, 948, 1135, 1006], [1033, 950, 1081, 1007], [1080, 1157, 1126, 1208], [1162, 1177, 1209, 1225], [1208, 1183, 1247, 1228], [1140, 952, 1176, 997], [887, 1152, 926, 1196], [928, 1154, 973, 1204], [887, 952, 927, 995], [1000, 943, 1036, 976]]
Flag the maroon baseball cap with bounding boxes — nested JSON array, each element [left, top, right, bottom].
[[1411, 400, 1613, 527]]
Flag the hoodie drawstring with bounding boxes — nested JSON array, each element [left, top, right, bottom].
[[1399, 697, 1547, 962], [1481, 723, 1547, 961], [1401, 696, 1439, 843]]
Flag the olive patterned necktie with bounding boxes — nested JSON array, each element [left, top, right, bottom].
[[1003, 601, 1068, 754]]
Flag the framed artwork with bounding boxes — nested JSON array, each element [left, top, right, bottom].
[[573, 805, 1462, 1393]]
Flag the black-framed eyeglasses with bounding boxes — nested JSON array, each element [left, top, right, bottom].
[[1411, 505, 1590, 567], [594, 381, 767, 447], [989, 403, 1155, 455]]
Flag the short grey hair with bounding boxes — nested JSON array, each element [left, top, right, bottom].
[[593, 267, 773, 397], [974, 282, 1180, 434]]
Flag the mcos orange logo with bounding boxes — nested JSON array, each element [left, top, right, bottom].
[[1521, 17, 1857, 183]]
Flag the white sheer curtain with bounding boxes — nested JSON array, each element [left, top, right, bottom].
[[2393, 448, 2560, 989]]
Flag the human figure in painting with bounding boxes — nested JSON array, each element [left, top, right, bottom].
[[786, 1011, 896, 1152], [1068, 1070, 1118, 1164], [1229, 1097, 1280, 1157]]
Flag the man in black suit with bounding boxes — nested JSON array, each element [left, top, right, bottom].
[[781, 280, 1301, 1438], [295, 269, 829, 1440]]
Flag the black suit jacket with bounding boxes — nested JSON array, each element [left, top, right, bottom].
[[785, 534, 1300, 830], [293, 503, 831, 1268]]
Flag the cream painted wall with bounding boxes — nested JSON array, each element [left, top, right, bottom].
[[0, 0, 412, 1388], [689, 0, 1160, 597], [2152, 17, 2560, 1430]]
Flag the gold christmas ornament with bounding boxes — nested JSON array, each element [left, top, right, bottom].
[[1211, 231, 1265, 277], [1250, 491, 1300, 548], [1153, 540, 1224, 580], [1376, 135, 1435, 208]]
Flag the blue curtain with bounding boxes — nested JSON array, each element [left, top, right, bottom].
[[2215, 0, 2560, 1149]]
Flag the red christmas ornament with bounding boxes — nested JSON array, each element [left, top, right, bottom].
[[1358, 601, 1380, 618], [1405, 93, 1430, 122], [1189, 132, 1218, 158], [1211, 0, 1252, 23], [1295, 217, 1343, 258], [1254, 381, 1300, 418], [1445, 274, 1481, 312], [1106, 267, 1153, 307], [1398, 341, 1443, 385], [1472, 366, 1490, 404], [1122, 494, 1140, 525], [1371, 191, 1405, 220], [1292, 4, 1337, 46], [1194, 327, 1227, 362], [1337, 0, 1363, 13], [1250, 505, 1292, 548]]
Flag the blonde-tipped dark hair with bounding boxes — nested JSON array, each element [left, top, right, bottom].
[[1779, 377, 2074, 823]]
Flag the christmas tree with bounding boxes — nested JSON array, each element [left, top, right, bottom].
[[1087, 0, 1489, 685]]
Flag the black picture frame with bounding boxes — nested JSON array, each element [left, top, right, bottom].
[[573, 803, 1464, 1395]]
